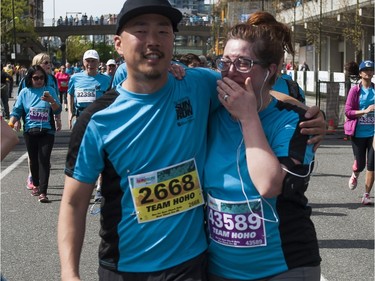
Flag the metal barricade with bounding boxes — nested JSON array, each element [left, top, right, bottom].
[[316, 81, 347, 130]]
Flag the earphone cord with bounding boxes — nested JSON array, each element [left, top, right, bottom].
[[236, 122, 279, 223], [257, 71, 269, 112], [282, 159, 316, 178], [257, 84, 264, 113]]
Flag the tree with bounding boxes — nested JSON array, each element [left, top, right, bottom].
[[341, 4, 363, 62], [64, 36, 118, 65], [93, 42, 118, 63], [1, 0, 36, 61], [66, 36, 91, 64]]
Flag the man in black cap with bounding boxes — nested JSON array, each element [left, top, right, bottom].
[[115, 0, 182, 34], [58, 1, 326, 280], [58, 0, 221, 280]]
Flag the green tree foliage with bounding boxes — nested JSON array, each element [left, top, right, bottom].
[[1, 0, 36, 47], [342, 12, 363, 62], [94, 42, 118, 63], [66, 36, 91, 64], [65, 36, 118, 64]]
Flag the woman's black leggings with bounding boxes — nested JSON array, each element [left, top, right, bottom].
[[351, 136, 374, 172], [24, 132, 55, 195]]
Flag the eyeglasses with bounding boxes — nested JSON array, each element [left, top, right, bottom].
[[41, 61, 50, 65], [32, 75, 45, 81], [216, 57, 261, 73]]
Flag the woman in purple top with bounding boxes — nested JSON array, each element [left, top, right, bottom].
[[345, 60, 374, 205]]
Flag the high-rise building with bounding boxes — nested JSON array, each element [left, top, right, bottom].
[[29, 0, 44, 27], [170, 0, 210, 14]]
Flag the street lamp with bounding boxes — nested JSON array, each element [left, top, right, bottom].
[[11, 0, 17, 64], [293, 1, 296, 70], [52, 0, 55, 26], [318, 0, 322, 72], [66, 12, 82, 16]]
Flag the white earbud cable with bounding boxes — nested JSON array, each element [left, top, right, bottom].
[[236, 122, 279, 223]]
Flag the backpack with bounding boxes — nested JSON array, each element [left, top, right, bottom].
[[285, 78, 305, 104]]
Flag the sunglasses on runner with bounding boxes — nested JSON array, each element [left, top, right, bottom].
[[32, 75, 45, 81]]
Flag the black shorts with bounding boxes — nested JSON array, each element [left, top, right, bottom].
[[208, 265, 321, 281], [98, 251, 208, 281]]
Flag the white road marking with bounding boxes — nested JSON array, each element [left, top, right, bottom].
[[1, 152, 28, 180]]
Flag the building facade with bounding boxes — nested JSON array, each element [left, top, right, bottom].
[[211, 0, 374, 71]]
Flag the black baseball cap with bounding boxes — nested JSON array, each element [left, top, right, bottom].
[[116, 0, 183, 35]]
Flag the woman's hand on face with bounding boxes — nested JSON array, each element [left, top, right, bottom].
[[217, 77, 258, 121]]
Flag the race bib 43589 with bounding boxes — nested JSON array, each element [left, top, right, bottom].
[[207, 194, 267, 248]]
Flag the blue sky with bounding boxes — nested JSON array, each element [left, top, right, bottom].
[[44, 0, 123, 22]]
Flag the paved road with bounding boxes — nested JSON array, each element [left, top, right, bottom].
[[1, 95, 373, 281]]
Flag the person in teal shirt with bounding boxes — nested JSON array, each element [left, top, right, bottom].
[[9, 65, 62, 203], [345, 60, 374, 205], [205, 12, 321, 280], [67, 49, 111, 128]]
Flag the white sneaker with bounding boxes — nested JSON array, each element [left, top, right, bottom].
[[348, 174, 357, 190], [94, 190, 102, 202], [361, 193, 371, 205]]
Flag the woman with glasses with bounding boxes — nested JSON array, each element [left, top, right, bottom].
[[17, 53, 62, 190], [31, 53, 61, 130], [18, 53, 59, 98], [9, 65, 62, 203], [204, 12, 321, 281]]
